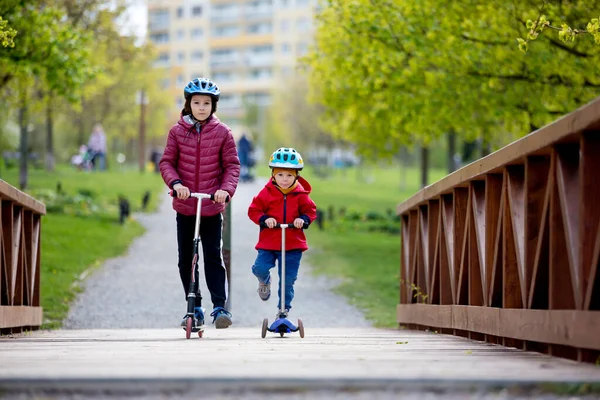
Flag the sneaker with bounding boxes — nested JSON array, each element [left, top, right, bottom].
[[276, 308, 290, 319], [210, 307, 232, 329], [257, 280, 271, 301], [180, 307, 205, 327]]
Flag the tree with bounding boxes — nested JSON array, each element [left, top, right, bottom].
[[306, 0, 600, 187], [0, 1, 94, 187]]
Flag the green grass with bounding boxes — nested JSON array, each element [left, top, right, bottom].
[[297, 164, 446, 328], [1, 166, 165, 329]]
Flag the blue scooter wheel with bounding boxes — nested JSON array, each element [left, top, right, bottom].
[[298, 318, 305, 338], [261, 318, 268, 338]]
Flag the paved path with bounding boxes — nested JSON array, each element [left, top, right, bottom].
[[64, 179, 370, 329]]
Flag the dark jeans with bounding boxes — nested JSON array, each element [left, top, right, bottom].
[[176, 213, 227, 309]]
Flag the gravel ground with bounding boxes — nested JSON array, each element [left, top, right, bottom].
[[64, 178, 371, 329]]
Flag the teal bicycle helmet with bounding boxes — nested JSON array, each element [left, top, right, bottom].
[[269, 147, 304, 170], [184, 77, 220, 101]]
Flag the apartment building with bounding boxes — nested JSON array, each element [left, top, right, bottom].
[[147, 0, 316, 135]]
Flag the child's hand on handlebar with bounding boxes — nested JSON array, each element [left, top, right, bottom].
[[173, 183, 190, 200], [264, 217, 277, 228], [213, 190, 229, 203], [293, 218, 305, 229]]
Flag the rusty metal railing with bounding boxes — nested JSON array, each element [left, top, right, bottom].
[[397, 97, 600, 363], [0, 180, 46, 333]]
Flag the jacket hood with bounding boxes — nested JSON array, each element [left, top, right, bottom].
[[177, 113, 221, 132], [265, 175, 312, 195]]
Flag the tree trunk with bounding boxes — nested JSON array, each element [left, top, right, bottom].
[[19, 106, 28, 190], [480, 130, 491, 158], [447, 131, 457, 173], [45, 100, 55, 171], [420, 145, 429, 189]]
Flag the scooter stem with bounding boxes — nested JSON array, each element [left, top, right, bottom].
[[280, 224, 288, 314]]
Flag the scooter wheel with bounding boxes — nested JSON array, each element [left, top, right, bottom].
[[261, 318, 268, 338], [298, 318, 305, 338], [198, 330, 203, 338], [279, 332, 284, 338], [185, 317, 192, 339]]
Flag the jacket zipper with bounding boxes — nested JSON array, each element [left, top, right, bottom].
[[283, 194, 287, 224], [195, 123, 203, 194]]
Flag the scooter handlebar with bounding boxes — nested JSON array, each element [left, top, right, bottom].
[[167, 190, 230, 203], [260, 222, 309, 229]]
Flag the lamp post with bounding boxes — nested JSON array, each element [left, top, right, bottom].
[[136, 89, 149, 173]]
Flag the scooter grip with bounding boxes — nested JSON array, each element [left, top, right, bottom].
[[210, 193, 230, 203]]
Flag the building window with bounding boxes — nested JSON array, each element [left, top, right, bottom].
[[281, 43, 291, 54], [213, 3, 241, 21], [279, 0, 290, 8], [297, 43, 308, 56], [177, 30, 185, 41], [213, 72, 233, 82], [192, 6, 202, 16], [296, 0, 309, 6], [155, 52, 169, 66], [176, 7, 183, 18], [177, 52, 185, 64], [191, 28, 203, 39], [296, 18, 310, 32], [150, 32, 169, 44], [149, 8, 169, 32], [177, 74, 185, 86], [191, 51, 203, 61], [247, 23, 272, 34], [249, 68, 272, 79], [280, 20, 289, 32], [212, 25, 240, 37]]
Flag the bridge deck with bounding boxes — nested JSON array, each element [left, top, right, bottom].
[[1, 327, 599, 390]]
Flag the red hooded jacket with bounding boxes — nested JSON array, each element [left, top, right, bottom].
[[248, 176, 317, 251], [160, 114, 240, 216]]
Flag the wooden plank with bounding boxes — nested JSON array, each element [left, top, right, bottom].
[[469, 184, 484, 306], [507, 165, 526, 302], [401, 215, 409, 304], [485, 174, 503, 306], [526, 156, 551, 309], [453, 188, 468, 304], [428, 199, 440, 302], [503, 168, 524, 309], [0, 305, 42, 328], [555, 144, 582, 308], [397, 304, 600, 350], [0, 180, 46, 215], [550, 150, 576, 309], [396, 96, 600, 216], [580, 131, 600, 310]]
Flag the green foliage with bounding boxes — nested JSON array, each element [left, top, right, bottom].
[[0, 16, 16, 48], [306, 0, 600, 160]]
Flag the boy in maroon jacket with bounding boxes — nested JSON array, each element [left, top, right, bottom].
[[160, 77, 240, 329], [248, 147, 317, 318]]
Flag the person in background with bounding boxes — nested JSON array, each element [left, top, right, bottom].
[[88, 123, 107, 171]]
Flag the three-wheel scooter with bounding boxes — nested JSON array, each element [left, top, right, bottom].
[[260, 223, 305, 339], [169, 190, 229, 339]]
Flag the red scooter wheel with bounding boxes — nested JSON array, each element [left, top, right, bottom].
[[185, 317, 192, 339]]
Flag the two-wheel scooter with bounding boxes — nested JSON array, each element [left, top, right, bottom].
[[169, 190, 229, 339]]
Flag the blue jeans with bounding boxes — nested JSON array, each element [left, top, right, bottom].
[[252, 249, 302, 310]]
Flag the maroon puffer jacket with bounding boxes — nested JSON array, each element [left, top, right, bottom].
[[160, 114, 240, 216]]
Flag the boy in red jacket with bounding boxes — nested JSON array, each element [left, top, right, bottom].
[[248, 147, 317, 318]]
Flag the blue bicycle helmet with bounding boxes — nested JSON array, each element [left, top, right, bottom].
[[184, 77, 220, 101], [269, 147, 304, 170]]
